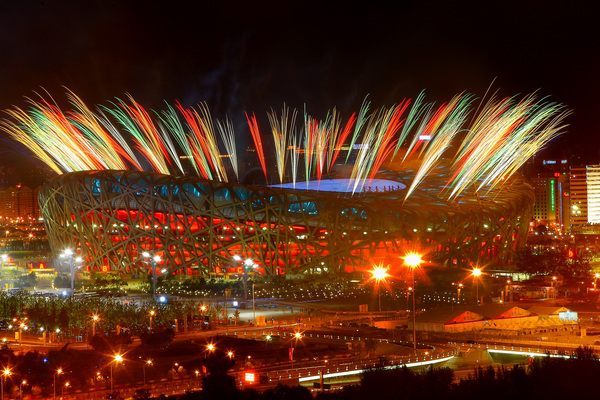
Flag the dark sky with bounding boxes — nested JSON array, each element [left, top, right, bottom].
[[0, 0, 598, 165]]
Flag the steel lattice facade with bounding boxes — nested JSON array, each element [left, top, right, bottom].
[[38, 169, 534, 276]]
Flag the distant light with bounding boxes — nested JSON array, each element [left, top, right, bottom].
[[419, 135, 431, 140], [233, 301, 239, 307], [159, 296, 167, 303]]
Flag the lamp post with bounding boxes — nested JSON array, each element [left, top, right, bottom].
[[111, 354, 123, 392], [143, 360, 152, 385], [457, 283, 463, 304], [18, 323, 26, 346], [371, 266, 388, 312], [53, 368, 62, 400], [63, 382, 69, 397], [149, 310, 155, 330], [20, 380, 26, 400], [61, 249, 82, 297], [403, 253, 422, 353], [243, 258, 254, 309], [1, 368, 10, 400], [472, 267, 482, 305], [92, 315, 99, 337], [291, 332, 302, 369], [252, 283, 256, 326], [205, 343, 216, 360], [143, 252, 161, 302]]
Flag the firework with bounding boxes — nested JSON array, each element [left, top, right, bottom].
[[246, 111, 267, 181], [267, 104, 297, 184], [1, 89, 570, 203], [216, 116, 238, 181]]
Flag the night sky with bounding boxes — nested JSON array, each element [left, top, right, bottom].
[[0, 0, 598, 171]]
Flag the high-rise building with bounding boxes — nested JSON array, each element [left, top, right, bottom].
[[564, 164, 600, 233], [530, 158, 571, 233], [531, 173, 570, 232], [0, 184, 40, 221], [570, 166, 588, 228], [587, 165, 600, 223]]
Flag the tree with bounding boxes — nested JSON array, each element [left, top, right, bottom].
[[15, 272, 37, 288], [139, 327, 175, 350], [364, 338, 378, 358]]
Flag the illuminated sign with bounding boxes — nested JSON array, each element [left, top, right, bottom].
[[244, 372, 256, 383]]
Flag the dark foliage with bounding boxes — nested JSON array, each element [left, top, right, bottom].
[[139, 327, 175, 349]]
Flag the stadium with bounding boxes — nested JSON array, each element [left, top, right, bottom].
[[38, 164, 534, 277], [4, 90, 568, 278]]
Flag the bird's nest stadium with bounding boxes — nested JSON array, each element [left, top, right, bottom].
[[4, 89, 566, 278], [38, 165, 534, 277]]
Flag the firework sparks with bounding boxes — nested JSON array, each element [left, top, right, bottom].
[[267, 104, 297, 184], [246, 111, 267, 181], [1, 89, 570, 202]]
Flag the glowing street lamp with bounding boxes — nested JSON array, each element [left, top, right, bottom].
[[457, 283, 464, 303], [403, 253, 423, 353], [92, 314, 99, 337], [111, 354, 123, 392], [53, 368, 62, 400], [61, 249, 83, 297], [143, 359, 152, 386], [1, 368, 11, 400], [242, 257, 255, 309], [20, 380, 27, 400], [149, 310, 155, 330], [371, 266, 388, 312], [205, 343, 216, 360], [291, 332, 302, 369], [472, 267, 482, 306]]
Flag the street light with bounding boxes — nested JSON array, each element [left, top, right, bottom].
[[18, 322, 27, 346], [61, 249, 82, 297], [472, 267, 482, 306], [20, 380, 26, 400], [142, 252, 162, 301], [53, 368, 62, 400], [149, 310, 155, 330], [403, 253, 422, 353], [371, 266, 388, 312], [143, 359, 152, 385], [205, 343, 216, 360], [241, 257, 254, 309], [111, 354, 123, 392], [92, 314, 99, 337], [1, 368, 10, 400], [291, 332, 302, 369]]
